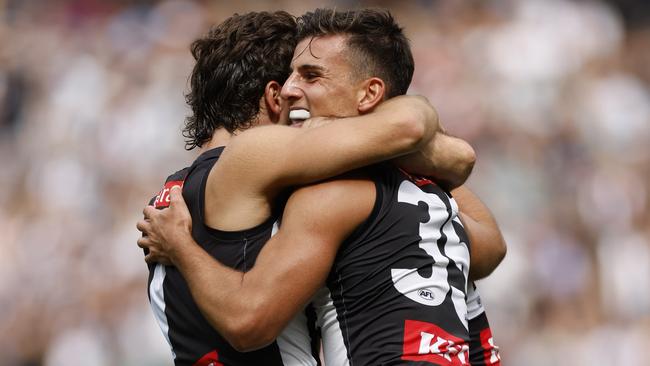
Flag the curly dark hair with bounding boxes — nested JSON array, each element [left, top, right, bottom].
[[183, 11, 297, 150], [297, 8, 414, 99]]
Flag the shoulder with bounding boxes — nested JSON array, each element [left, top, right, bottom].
[[283, 174, 376, 233], [290, 171, 375, 199], [225, 125, 299, 162], [215, 125, 302, 192]]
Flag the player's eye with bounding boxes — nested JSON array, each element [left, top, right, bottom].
[[303, 72, 319, 81]]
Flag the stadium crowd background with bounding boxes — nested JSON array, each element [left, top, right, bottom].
[[0, 0, 648, 365]]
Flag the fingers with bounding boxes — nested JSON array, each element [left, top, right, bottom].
[[136, 219, 150, 235], [137, 235, 151, 249], [145, 252, 159, 265], [144, 253, 155, 264], [143, 205, 156, 219], [140, 237, 173, 265], [138, 185, 187, 267], [145, 251, 173, 266], [168, 186, 185, 208], [169, 186, 192, 230]]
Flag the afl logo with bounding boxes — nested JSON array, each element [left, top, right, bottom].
[[418, 289, 434, 300]]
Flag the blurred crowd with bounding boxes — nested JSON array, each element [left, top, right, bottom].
[[0, 0, 648, 365]]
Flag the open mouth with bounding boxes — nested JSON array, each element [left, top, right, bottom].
[[289, 109, 310, 127]]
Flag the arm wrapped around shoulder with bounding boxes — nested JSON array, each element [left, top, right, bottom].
[[391, 96, 476, 191]]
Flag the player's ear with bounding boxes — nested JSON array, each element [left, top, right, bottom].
[[264, 80, 283, 119], [357, 77, 386, 114]]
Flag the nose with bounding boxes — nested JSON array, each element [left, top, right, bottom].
[[281, 72, 302, 100]]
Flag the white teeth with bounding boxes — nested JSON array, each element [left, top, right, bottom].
[[289, 109, 310, 121]]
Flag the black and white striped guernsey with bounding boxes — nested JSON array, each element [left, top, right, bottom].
[[314, 164, 474, 366], [146, 147, 319, 366]]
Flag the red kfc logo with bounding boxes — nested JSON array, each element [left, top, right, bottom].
[[399, 168, 436, 187], [193, 350, 223, 366], [480, 327, 501, 365], [154, 180, 184, 208], [402, 320, 469, 365]]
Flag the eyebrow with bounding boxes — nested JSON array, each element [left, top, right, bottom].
[[296, 64, 326, 73]]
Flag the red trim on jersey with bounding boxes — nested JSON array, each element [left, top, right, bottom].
[[402, 320, 469, 365], [398, 168, 436, 187], [479, 327, 501, 365], [154, 180, 184, 208], [192, 350, 223, 366]]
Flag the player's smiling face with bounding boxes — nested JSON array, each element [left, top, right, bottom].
[[281, 35, 366, 125]]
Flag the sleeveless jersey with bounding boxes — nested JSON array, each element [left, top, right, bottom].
[[146, 147, 319, 366], [467, 283, 501, 365], [314, 165, 472, 365]]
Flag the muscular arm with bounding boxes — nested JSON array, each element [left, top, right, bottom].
[[139, 180, 375, 351], [211, 95, 473, 229], [394, 131, 475, 191], [452, 186, 507, 280], [219, 96, 435, 193]]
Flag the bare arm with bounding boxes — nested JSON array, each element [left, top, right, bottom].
[[210, 95, 474, 229], [138, 180, 374, 351], [452, 186, 507, 280], [300, 108, 475, 191], [300, 112, 475, 190], [394, 131, 476, 191], [219, 95, 435, 192], [218, 95, 475, 199]]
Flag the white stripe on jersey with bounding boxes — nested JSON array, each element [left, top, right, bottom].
[[271, 221, 318, 366], [149, 264, 176, 359], [466, 282, 485, 321], [277, 310, 318, 366], [313, 287, 351, 366], [446, 215, 470, 330]]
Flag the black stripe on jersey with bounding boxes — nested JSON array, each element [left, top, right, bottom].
[[342, 174, 384, 244], [468, 311, 494, 365], [328, 167, 384, 364]]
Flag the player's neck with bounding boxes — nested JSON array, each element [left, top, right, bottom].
[[199, 115, 269, 153], [199, 128, 233, 153]]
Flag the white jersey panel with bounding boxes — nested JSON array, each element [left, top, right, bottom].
[[149, 263, 176, 359], [466, 282, 486, 321], [277, 310, 318, 366], [313, 287, 350, 366], [272, 221, 318, 366]]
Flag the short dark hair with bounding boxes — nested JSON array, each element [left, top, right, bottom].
[[297, 8, 414, 98], [183, 11, 297, 150]]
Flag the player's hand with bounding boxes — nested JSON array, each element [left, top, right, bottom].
[[136, 186, 192, 266], [137, 235, 173, 266]]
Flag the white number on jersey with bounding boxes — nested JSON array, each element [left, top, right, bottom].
[[391, 180, 470, 328]]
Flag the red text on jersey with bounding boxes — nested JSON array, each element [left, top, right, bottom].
[[398, 168, 436, 187], [192, 350, 223, 366], [480, 327, 501, 365], [154, 180, 184, 208], [402, 319, 469, 365]]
